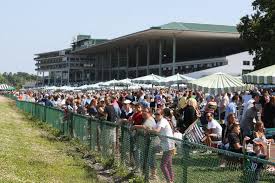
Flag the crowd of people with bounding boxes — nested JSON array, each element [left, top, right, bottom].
[[16, 87, 275, 182]]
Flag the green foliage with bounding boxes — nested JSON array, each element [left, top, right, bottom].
[[237, 0, 275, 70], [0, 72, 40, 89]]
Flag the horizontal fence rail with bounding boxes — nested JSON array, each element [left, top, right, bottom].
[[6, 96, 275, 183]]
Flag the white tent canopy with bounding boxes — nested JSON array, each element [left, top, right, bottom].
[[0, 84, 10, 90], [132, 74, 165, 85], [161, 73, 195, 85], [242, 64, 275, 85], [88, 82, 104, 89], [110, 78, 133, 86], [187, 72, 250, 95]]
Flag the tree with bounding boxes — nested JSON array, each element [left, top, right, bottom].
[[0, 74, 6, 83], [237, 0, 275, 70], [0, 72, 40, 89]]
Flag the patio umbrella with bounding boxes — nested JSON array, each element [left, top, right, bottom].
[[161, 73, 195, 85], [59, 86, 75, 91], [0, 84, 13, 91], [132, 74, 165, 85], [111, 78, 133, 86], [187, 72, 248, 95], [242, 64, 275, 85], [88, 82, 104, 89], [100, 79, 118, 86]]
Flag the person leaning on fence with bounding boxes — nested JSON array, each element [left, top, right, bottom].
[[228, 124, 250, 154], [125, 103, 143, 169], [149, 109, 175, 183], [87, 98, 98, 117], [120, 99, 134, 121], [132, 107, 158, 175]]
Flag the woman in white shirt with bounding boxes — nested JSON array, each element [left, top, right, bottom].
[[150, 109, 175, 183]]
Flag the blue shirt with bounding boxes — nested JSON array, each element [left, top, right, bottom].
[[225, 102, 237, 125]]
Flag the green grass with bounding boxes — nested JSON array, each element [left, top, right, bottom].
[[0, 97, 98, 183], [154, 149, 275, 183]]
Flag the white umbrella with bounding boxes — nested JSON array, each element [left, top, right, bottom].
[[88, 82, 104, 89], [74, 84, 89, 90], [45, 86, 58, 90], [132, 74, 165, 85], [110, 78, 133, 86], [0, 84, 11, 90], [161, 73, 195, 85], [99, 79, 119, 90], [100, 79, 118, 86], [187, 72, 250, 95], [59, 86, 75, 91]]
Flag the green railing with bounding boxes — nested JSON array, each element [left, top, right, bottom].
[[4, 93, 17, 100], [12, 99, 275, 182]]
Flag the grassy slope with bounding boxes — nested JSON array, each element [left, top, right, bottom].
[[0, 97, 97, 183]]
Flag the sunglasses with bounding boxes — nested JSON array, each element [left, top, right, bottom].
[[154, 113, 160, 116], [206, 115, 211, 118]]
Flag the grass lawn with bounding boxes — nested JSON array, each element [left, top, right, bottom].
[[154, 146, 275, 183], [0, 96, 98, 183]]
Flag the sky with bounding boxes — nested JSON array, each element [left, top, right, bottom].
[[0, 0, 254, 74]]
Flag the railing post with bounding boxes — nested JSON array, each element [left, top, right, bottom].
[[182, 140, 190, 183], [143, 133, 151, 182], [120, 125, 126, 164], [97, 121, 101, 152], [88, 117, 92, 150], [44, 106, 47, 122], [69, 111, 74, 138]]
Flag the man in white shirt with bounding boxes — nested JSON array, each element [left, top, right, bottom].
[[205, 112, 222, 141]]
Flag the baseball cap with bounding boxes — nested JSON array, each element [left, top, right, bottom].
[[123, 99, 132, 104]]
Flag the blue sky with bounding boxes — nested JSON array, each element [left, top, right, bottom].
[[0, 0, 253, 74]]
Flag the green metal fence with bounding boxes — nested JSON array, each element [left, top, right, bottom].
[[3, 93, 17, 100], [12, 99, 275, 182]]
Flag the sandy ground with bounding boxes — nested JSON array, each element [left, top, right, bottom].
[[0, 95, 9, 102]]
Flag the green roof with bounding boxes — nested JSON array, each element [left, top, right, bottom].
[[152, 22, 238, 33]]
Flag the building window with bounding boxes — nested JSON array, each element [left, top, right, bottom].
[[243, 61, 250, 66], [242, 70, 252, 75]]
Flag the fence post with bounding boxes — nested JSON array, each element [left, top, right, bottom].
[[242, 153, 263, 183], [88, 117, 92, 150], [69, 112, 74, 138], [44, 106, 47, 122], [120, 125, 125, 163], [182, 140, 190, 183], [143, 133, 151, 182]]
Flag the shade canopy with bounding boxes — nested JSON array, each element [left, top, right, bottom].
[[242, 65, 275, 85], [0, 84, 15, 91], [100, 79, 118, 86], [132, 74, 165, 85], [161, 73, 195, 85], [109, 78, 133, 86], [88, 82, 104, 89], [187, 72, 248, 95]]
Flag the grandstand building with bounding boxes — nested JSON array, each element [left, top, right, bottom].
[[35, 22, 250, 86]]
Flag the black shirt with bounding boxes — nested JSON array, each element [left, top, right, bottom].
[[120, 109, 133, 119], [228, 132, 242, 153], [104, 105, 117, 122]]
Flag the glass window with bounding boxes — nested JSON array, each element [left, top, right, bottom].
[[243, 61, 250, 65]]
